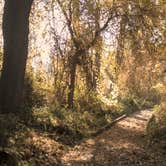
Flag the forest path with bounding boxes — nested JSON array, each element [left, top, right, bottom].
[[61, 109, 166, 166]]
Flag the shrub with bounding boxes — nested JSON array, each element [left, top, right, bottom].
[[146, 102, 166, 141], [23, 70, 49, 108], [120, 95, 140, 113], [75, 89, 104, 112]]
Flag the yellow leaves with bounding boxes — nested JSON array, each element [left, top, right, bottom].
[[152, 83, 166, 96], [83, 111, 94, 123], [100, 0, 114, 7], [137, 29, 143, 38], [85, 139, 95, 145]]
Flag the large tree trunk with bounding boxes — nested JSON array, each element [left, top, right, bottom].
[[0, 0, 33, 113]]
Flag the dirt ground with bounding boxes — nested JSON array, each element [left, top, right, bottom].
[[61, 110, 166, 166]]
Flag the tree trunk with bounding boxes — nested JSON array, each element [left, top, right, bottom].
[[0, 0, 33, 113], [67, 54, 78, 108], [92, 52, 101, 90], [83, 59, 94, 91]]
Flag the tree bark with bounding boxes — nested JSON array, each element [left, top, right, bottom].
[[0, 0, 33, 113], [67, 54, 78, 108]]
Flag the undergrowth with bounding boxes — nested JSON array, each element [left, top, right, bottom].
[[146, 82, 166, 143]]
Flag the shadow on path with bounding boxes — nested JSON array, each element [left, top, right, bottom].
[[61, 110, 166, 166]]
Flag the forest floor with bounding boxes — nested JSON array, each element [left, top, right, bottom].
[[61, 109, 166, 166], [1, 109, 166, 166]]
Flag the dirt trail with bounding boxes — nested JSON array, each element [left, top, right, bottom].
[[61, 109, 166, 166]]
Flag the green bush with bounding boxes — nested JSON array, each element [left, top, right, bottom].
[[75, 89, 104, 112], [146, 102, 166, 140], [120, 95, 140, 113]]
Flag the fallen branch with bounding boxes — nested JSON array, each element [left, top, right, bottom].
[[92, 114, 127, 137]]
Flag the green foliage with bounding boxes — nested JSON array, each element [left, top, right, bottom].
[[75, 89, 104, 112], [153, 102, 166, 133], [120, 94, 154, 114], [120, 96, 139, 113], [29, 88, 123, 139], [23, 70, 49, 108], [146, 102, 166, 141], [50, 98, 112, 137], [146, 78, 166, 144], [53, 73, 68, 105]]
